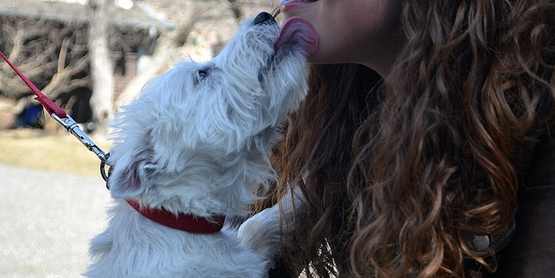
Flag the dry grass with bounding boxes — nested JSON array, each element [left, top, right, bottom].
[[0, 129, 110, 176]]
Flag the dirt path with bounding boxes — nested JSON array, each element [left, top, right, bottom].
[[0, 164, 112, 278]]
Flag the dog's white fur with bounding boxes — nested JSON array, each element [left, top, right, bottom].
[[86, 15, 307, 278]]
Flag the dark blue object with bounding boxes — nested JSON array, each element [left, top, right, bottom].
[[15, 103, 44, 128]]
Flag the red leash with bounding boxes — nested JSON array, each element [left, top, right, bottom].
[[0, 50, 111, 182], [0, 51, 67, 117]]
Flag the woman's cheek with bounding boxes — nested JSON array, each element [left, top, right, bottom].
[[309, 0, 403, 65], [308, 1, 376, 63]]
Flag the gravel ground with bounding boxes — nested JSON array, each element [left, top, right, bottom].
[[0, 164, 112, 278]]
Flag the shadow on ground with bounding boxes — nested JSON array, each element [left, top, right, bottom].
[[0, 164, 111, 278]]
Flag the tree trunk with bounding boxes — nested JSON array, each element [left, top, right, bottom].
[[88, 0, 114, 132]]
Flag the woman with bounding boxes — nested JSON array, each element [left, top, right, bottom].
[[266, 0, 555, 277]]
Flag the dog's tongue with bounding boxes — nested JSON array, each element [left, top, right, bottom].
[[275, 17, 319, 56]]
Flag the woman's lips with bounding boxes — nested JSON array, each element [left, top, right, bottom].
[[280, 0, 316, 3], [280, 0, 318, 13]]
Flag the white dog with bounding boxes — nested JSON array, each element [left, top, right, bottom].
[[86, 12, 316, 278]]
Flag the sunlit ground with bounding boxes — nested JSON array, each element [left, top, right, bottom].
[[0, 129, 110, 176]]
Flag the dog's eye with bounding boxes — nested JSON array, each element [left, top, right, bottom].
[[198, 69, 209, 80], [194, 68, 210, 85]]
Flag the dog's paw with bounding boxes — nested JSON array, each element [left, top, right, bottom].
[[237, 209, 273, 238], [238, 186, 306, 257], [238, 208, 281, 260]]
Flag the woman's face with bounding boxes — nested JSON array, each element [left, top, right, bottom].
[[280, 0, 405, 75]]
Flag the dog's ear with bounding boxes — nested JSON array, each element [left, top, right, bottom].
[[108, 147, 157, 199]]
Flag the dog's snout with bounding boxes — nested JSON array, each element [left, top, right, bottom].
[[253, 12, 275, 25]]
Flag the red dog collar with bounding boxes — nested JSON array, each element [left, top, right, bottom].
[[126, 199, 225, 234]]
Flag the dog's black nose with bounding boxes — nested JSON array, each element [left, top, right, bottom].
[[254, 12, 275, 25]]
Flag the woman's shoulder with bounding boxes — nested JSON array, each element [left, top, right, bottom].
[[492, 114, 555, 277], [513, 108, 555, 189]]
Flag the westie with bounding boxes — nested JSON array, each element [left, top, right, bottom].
[[86, 12, 317, 278]]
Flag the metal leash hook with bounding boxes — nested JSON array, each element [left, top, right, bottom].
[[50, 113, 112, 187], [100, 153, 112, 189], [0, 50, 112, 188]]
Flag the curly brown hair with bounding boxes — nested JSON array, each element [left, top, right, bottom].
[[266, 1, 555, 277]]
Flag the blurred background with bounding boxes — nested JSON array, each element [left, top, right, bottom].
[[0, 0, 279, 277]]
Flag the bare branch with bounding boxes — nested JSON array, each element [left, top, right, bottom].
[[8, 29, 24, 61], [0, 15, 94, 101], [42, 51, 90, 97], [58, 39, 70, 72]]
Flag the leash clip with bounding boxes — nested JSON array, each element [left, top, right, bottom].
[[50, 113, 112, 186]]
